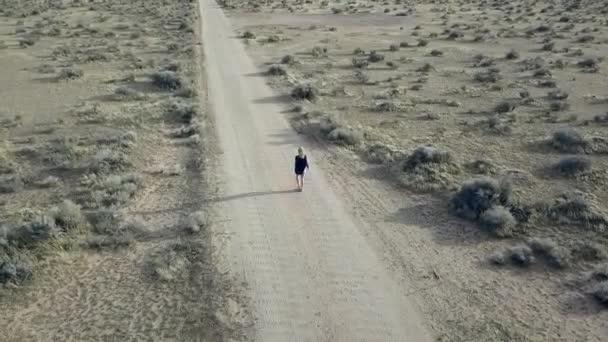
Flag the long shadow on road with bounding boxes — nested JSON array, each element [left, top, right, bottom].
[[129, 189, 299, 216]]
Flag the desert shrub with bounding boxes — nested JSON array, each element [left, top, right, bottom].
[[550, 128, 587, 153], [352, 70, 368, 84], [151, 71, 182, 90], [113, 87, 145, 101], [166, 101, 197, 123], [541, 41, 555, 51], [368, 51, 385, 63], [538, 80, 557, 88], [327, 127, 362, 146], [352, 57, 369, 69], [19, 37, 37, 48], [311, 46, 327, 57], [49, 200, 84, 231], [555, 156, 591, 176], [417, 63, 435, 73], [267, 64, 287, 76], [291, 84, 317, 101], [577, 35, 595, 43], [549, 101, 569, 112], [353, 47, 365, 55], [183, 211, 207, 234], [466, 159, 498, 175], [417, 39, 429, 46], [281, 54, 296, 64], [8, 216, 58, 247], [0, 259, 32, 284], [88, 174, 140, 208], [242, 31, 255, 39], [479, 206, 516, 237], [400, 146, 458, 191], [363, 143, 400, 164], [58, 67, 83, 80], [0, 177, 23, 194], [505, 49, 520, 60], [90, 149, 130, 173], [267, 35, 280, 43], [450, 177, 511, 220], [494, 101, 516, 113], [474, 69, 501, 83], [548, 89, 569, 100], [577, 57, 599, 69], [430, 49, 443, 57], [594, 113, 608, 124], [533, 68, 552, 78], [405, 146, 451, 168], [389, 44, 400, 51], [541, 192, 607, 228], [447, 30, 463, 40], [400, 42, 410, 48], [527, 237, 570, 268], [591, 281, 608, 306], [495, 245, 535, 267], [573, 242, 608, 261]]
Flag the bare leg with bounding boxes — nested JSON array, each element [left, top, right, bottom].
[[296, 175, 301, 190]]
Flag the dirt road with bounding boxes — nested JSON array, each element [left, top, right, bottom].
[[198, 0, 432, 340]]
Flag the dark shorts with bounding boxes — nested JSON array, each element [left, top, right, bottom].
[[295, 170, 305, 176]]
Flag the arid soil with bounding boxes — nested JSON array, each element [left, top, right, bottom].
[[0, 0, 251, 340], [2, 0, 608, 341], [222, 0, 608, 340]]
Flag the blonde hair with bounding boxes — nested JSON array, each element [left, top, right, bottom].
[[297, 146, 304, 156]]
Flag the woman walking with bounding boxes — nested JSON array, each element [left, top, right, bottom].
[[294, 147, 309, 192]]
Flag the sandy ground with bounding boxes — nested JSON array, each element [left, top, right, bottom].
[[199, 0, 431, 340], [1, 1, 250, 341], [216, 0, 608, 341]]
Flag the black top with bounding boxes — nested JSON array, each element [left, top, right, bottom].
[[294, 155, 309, 174]]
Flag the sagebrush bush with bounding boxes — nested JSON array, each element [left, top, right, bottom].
[[352, 57, 369, 69], [268, 64, 287, 76], [474, 69, 501, 83], [573, 242, 608, 261], [507, 245, 535, 266], [505, 49, 520, 59], [9, 216, 58, 247], [113, 87, 145, 101], [58, 67, 84, 80], [399, 146, 458, 192], [541, 192, 607, 228], [281, 54, 296, 64], [368, 51, 385, 63], [151, 71, 182, 90], [479, 206, 516, 237], [291, 84, 317, 101], [591, 281, 608, 306], [527, 237, 570, 268], [0, 259, 32, 284], [405, 146, 451, 169], [167, 101, 197, 123], [494, 101, 516, 113], [450, 177, 511, 220], [550, 127, 587, 153], [327, 127, 362, 146], [49, 200, 84, 231], [242, 31, 255, 39], [183, 211, 207, 234], [555, 156, 591, 176], [90, 149, 130, 173]]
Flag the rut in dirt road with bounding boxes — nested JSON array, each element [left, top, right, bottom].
[[198, 0, 432, 340]]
